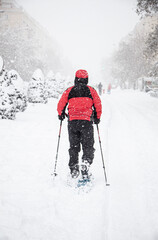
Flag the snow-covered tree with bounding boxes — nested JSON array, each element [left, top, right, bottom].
[[136, 0, 158, 16], [136, 2, 158, 79], [148, 62, 158, 78], [55, 72, 65, 94], [0, 59, 17, 120], [27, 69, 48, 104], [145, 24, 158, 60], [110, 33, 150, 89], [45, 70, 59, 99], [65, 75, 72, 88], [8, 70, 27, 112]]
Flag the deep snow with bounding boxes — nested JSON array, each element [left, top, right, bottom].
[[0, 89, 158, 240]]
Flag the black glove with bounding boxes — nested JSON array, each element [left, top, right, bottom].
[[58, 112, 65, 121], [94, 118, 100, 124]]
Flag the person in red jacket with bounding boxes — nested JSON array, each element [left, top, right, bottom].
[[57, 69, 102, 179]]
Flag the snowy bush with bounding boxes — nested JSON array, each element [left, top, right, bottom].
[[0, 68, 17, 120], [55, 72, 65, 94], [65, 76, 72, 88], [45, 71, 67, 99], [8, 70, 27, 112], [28, 69, 48, 104], [46, 70, 59, 99]]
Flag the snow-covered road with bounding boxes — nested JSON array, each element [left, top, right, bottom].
[[107, 90, 158, 240], [0, 89, 158, 240]]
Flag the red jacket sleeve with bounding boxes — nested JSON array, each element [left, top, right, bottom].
[[57, 87, 72, 115], [89, 86, 102, 119]]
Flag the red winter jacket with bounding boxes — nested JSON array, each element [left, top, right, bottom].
[[57, 81, 102, 121]]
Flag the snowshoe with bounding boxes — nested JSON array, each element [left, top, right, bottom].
[[77, 160, 92, 188], [77, 178, 91, 187]]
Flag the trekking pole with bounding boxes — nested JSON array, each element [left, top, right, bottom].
[[96, 124, 110, 186], [52, 120, 62, 177]]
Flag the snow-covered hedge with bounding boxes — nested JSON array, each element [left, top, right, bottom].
[[27, 69, 48, 104], [0, 56, 28, 120], [45, 71, 66, 99], [55, 72, 65, 95], [28, 69, 68, 102], [8, 70, 27, 112], [0, 56, 71, 120], [0, 69, 17, 120], [45, 71, 59, 99]]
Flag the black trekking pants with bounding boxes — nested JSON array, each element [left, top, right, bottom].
[[68, 120, 95, 169]]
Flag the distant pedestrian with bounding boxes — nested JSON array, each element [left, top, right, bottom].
[[107, 83, 111, 94], [98, 82, 103, 96]]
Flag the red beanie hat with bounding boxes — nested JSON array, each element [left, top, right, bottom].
[[75, 69, 88, 79]]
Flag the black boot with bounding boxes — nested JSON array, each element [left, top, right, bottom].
[[81, 160, 90, 179], [70, 164, 79, 179]]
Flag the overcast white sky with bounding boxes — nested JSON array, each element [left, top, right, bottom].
[[16, 0, 139, 80]]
